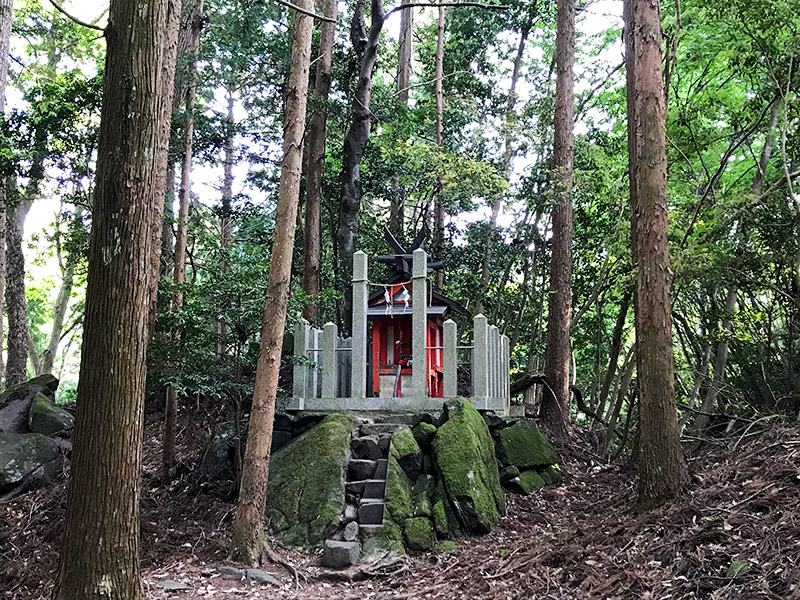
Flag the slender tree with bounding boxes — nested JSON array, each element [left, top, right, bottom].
[[390, 0, 413, 237], [0, 0, 10, 382], [626, 0, 686, 508], [301, 0, 337, 323], [336, 0, 385, 333], [164, 0, 205, 479], [52, 0, 180, 597], [230, 0, 314, 564], [540, 0, 574, 441]]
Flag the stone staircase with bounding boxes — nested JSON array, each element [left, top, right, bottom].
[[322, 419, 407, 568]]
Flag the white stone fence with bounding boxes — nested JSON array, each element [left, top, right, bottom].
[[288, 249, 511, 414]]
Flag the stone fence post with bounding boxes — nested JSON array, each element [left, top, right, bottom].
[[351, 251, 368, 399], [412, 248, 428, 398]]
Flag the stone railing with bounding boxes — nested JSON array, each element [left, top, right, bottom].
[[287, 249, 512, 414]]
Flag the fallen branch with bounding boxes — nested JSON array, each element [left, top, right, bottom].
[[510, 373, 606, 425]]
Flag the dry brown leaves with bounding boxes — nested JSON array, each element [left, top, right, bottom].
[[3, 412, 800, 600]]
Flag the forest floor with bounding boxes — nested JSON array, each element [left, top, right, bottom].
[[2, 407, 800, 600]]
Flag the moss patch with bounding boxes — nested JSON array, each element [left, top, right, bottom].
[[433, 398, 505, 535], [404, 517, 435, 551], [390, 426, 422, 480], [433, 540, 457, 554], [263, 413, 355, 547], [412, 421, 437, 448], [518, 470, 546, 493], [494, 420, 558, 469]]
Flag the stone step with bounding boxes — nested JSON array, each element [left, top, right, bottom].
[[360, 422, 403, 436], [351, 435, 382, 460], [374, 458, 388, 480], [362, 478, 386, 499], [348, 459, 377, 481], [357, 499, 385, 525]]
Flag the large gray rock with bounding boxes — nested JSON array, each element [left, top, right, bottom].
[[28, 393, 74, 436], [432, 398, 506, 535], [0, 375, 59, 434], [264, 413, 356, 547], [0, 432, 63, 500], [321, 540, 360, 568]]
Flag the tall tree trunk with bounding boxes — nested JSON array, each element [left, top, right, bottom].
[[216, 89, 235, 356], [475, 14, 533, 314], [53, 0, 179, 597], [389, 0, 413, 237], [679, 343, 710, 433], [230, 1, 313, 564], [540, 0, 574, 441], [433, 6, 445, 288], [627, 0, 686, 508], [336, 0, 385, 334], [40, 206, 86, 375], [602, 344, 635, 456], [164, 0, 204, 480], [594, 290, 631, 417], [5, 196, 32, 387], [301, 0, 337, 323], [0, 0, 11, 383]]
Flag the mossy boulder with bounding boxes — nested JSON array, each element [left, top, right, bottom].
[[0, 375, 59, 434], [390, 426, 422, 481], [28, 393, 74, 436], [371, 448, 413, 557], [432, 499, 448, 537], [0, 432, 63, 500], [412, 421, 437, 448], [433, 540, 457, 554], [544, 465, 561, 484], [263, 413, 355, 547], [404, 517, 435, 551], [433, 398, 505, 535], [499, 465, 520, 482], [518, 470, 546, 493], [494, 420, 558, 469], [413, 494, 432, 518]]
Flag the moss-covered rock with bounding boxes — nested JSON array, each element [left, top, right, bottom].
[[494, 420, 558, 469], [372, 450, 413, 557], [432, 499, 448, 537], [499, 465, 520, 482], [28, 393, 74, 436], [433, 540, 457, 554], [0, 432, 63, 500], [390, 426, 422, 481], [0, 375, 59, 434], [412, 421, 437, 448], [518, 470, 546, 493], [404, 517, 435, 551], [263, 413, 355, 547], [413, 493, 432, 518], [538, 469, 553, 485], [433, 398, 505, 535]]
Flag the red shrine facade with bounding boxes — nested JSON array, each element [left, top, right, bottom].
[[366, 228, 468, 399]]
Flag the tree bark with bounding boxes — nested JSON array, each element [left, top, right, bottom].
[[593, 290, 631, 418], [164, 0, 204, 480], [301, 0, 337, 323], [4, 197, 32, 387], [540, 0, 574, 441], [215, 89, 235, 357], [230, 1, 313, 564], [40, 205, 86, 375], [627, 0, 686, 508], [475, 14, 532, 314], [336, 0, 385, 334], [433, 5, 445, 288], [601, 343, 635, 456], [53, 0, 179, 597], [0, 0, 11, 383], [389, 0, 413, 237]]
